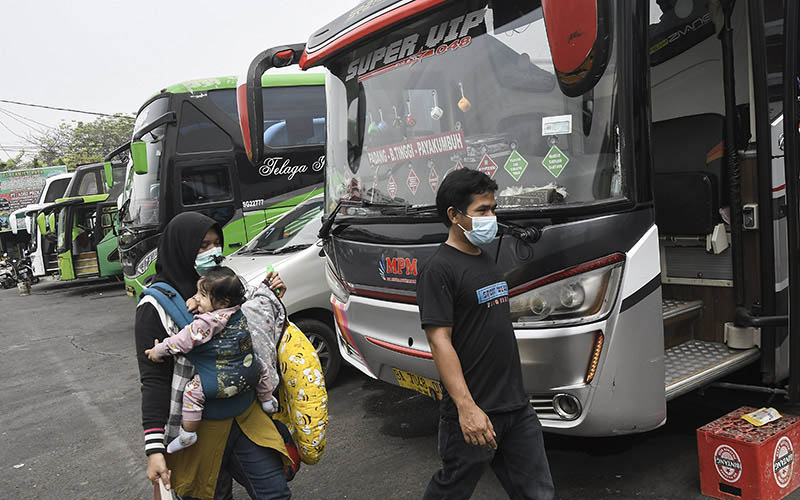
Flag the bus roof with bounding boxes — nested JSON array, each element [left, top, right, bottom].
[[161, 73, 325, 95]]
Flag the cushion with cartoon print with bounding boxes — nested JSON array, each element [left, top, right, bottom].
[[274, 322, 328, 465]]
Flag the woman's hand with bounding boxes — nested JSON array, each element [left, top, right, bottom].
[[265, 271, 287, 298], [146, 453, 171, 490]]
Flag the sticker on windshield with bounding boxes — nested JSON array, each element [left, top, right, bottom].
[[388, 175, 398, 199], [407, 168, 420, 195], [542, 115, 573, 136], [429, 167, 440, 192], [477, 154, 498, 179], [504, 151, 528, 182], [444, 161, 463, 179], [366, 130, 466, 167], [542, 145, 569, 178]]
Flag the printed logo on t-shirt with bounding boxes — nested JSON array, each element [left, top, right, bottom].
[[476, 282, 509, 308]]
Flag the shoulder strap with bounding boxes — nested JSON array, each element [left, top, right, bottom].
[[139, 282, 193, 329]]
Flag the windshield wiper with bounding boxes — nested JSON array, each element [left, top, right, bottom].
[[269, 244, 311, 255], [244, 244, 310, 256], [319, 199, 346, 240]]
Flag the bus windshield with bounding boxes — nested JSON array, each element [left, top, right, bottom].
[[238, 199, 323, 255], [324, 1, 621, 216], [127, 97, 168, 227]]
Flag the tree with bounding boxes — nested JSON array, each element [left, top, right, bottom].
[[30, 114, 134, 169], [0, 151, 39, 171]]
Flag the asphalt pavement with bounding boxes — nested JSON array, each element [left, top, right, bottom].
[[3, 279, 800, 499]]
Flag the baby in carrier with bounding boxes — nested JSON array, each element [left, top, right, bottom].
[[145, 266, 278, 453]]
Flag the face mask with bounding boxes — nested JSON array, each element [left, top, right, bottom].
[[195, 247, 223, 274], [458, 214, 498, 246]]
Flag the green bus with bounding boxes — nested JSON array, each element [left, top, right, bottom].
[[37, 161, 126, 281], [118, 73, 326, 296]]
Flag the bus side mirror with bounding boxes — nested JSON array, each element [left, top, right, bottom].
[[541, 0, 612, 97], [37, 213, 48, 235], [239, 44, 306, 165], [103, 161, 114, 189], [131, 141, 148, 175]]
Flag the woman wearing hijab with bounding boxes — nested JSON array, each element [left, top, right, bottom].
[[136, 212, 291, 500]]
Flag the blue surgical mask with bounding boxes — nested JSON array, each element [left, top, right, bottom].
[[195, 247, 223, 274], [458, 214, 498, 246]]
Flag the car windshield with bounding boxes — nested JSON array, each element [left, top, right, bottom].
[[126, 97, 168, 227], [240, 200, 323, 254], [324, 0, 621, 216]]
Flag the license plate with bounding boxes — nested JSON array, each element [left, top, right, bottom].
[[392, 368, 443, 400]]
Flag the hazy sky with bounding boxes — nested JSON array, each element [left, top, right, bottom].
[[0, 0, 357, 162]]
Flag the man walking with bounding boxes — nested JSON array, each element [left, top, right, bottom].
[[417, 169, 554, 499]]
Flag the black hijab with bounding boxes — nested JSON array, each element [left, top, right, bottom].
[[152, 212, 223, 300]]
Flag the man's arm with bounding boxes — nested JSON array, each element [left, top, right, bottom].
[[425, 325, 497, 450]]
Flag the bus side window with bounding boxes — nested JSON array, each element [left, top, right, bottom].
[[180, 164, 234, 206]]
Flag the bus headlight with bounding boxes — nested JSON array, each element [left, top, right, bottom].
[[509, 254, 624, 327], [325, 262, 350, 303]]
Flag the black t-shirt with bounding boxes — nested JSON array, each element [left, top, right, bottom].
[[417, 243, 528, 417]]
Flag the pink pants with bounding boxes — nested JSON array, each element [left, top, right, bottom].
[[182, 374, 273, 422]]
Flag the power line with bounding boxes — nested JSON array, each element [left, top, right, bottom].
[[0, 108, 46, 135], [0, 141, 13, 160], [0, 107, 54, 131], [0, 118, 35, 144], [0, 98, 123, 117]]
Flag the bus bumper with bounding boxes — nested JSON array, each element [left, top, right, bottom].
[[331, 281, 665, 437]]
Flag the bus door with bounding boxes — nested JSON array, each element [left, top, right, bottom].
[[96, 202, 121, 277], [237, 81, 327, 240], [171, 94, 247, 253]]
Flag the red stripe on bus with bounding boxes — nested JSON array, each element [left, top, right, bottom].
[[365, 336, 433, 359], [300, 0, 448, 68]]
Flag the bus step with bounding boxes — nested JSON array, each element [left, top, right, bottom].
[[664, 340, 760, 401], [662, 299, 704, 324]]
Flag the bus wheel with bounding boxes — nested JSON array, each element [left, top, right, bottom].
[[294, 318, 341, 387]]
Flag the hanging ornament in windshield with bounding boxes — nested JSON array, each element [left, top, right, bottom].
[[367, 112, 379, 135], [406, 100, 416, 127], [458, 82, 472, 112], [392, 106, 403, 128], [378, 109, 388, 131], [430, 90, 443, 120]]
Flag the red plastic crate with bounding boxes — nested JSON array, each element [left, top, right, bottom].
[[698, 406, 800, 500]]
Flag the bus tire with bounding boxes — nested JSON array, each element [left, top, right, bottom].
[[294, 318, 341, 386]]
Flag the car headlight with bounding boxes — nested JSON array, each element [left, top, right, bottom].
[[510, 254, 624, 327], [325, 261, 350, 303], [136, 248, 158, 277]]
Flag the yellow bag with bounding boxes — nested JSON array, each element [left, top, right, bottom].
[[274, 322, 328, 465]]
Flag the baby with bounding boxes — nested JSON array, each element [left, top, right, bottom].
[[145, 266, 278, 453]]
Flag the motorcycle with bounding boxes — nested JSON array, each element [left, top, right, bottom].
[[13, 251, 38, 285], [0, 254, 17, 289]]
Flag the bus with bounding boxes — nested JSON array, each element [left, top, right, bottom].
[[9, 172, 73, 277], [240, 0, 800, 436], [38, 161, 126, 281], [118, 73, 326, 297]]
